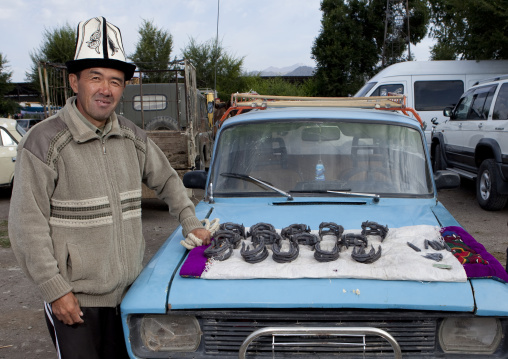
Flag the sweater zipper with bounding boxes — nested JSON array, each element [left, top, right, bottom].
[[100, 136, 127, 292]]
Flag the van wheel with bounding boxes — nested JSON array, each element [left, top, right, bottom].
[[432, 144, 445, 172], [145, 117, 179, 131], [476, 159, 508, 211]]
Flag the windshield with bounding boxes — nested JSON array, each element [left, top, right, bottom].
[[210, 120, 432, 198], [354, 82, 377, 97]]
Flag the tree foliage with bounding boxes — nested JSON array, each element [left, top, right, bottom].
[[242, 76, 314, 97], [311, 0, 429, 97], [130, 19, 173, 83], [429, 0, 508, 60], [27, 24, 76, 84], [182, 37, 245, 99], [0, 54, 19, 116]]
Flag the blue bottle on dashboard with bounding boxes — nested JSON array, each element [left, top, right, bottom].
[[315, 160, 325, 181]]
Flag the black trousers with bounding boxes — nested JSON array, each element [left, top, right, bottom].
[[44, 302, 130, 359]]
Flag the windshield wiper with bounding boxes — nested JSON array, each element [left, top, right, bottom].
[[327, 190, 380, 203], [221, 172, 293, 201], [290, 189, 352, 193]]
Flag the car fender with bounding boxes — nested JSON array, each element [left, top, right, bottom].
[[431, 132, 447, 161], [475, 138, 503, 165]]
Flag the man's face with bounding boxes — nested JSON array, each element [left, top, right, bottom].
[[69, 67, 125, 127]]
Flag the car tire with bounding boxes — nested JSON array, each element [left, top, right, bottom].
[[145, 117, 179, 131], [476, 159, 508, 211], [433, 144, 445, 172], [194, 155, 204, 170]]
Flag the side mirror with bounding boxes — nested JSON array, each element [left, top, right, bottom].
[[183, 170, 207, 189], [443, 107, 453, 118], [434, 170, 460, 190]]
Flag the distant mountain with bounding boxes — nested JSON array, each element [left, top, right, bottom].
[[285, 66, 315, 77], [259, 63, 314, 76]]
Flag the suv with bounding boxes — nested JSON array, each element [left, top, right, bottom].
[[432, 75, 508, 210], [120, 99, 508, 359]]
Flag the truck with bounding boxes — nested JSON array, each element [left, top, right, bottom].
[[121, 95, 508, 358], [116, 60, 214, 176]]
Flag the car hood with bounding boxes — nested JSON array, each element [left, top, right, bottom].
[[122, 197, 507, 316]]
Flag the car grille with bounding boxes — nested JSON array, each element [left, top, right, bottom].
[[196, 309, 438, 357]]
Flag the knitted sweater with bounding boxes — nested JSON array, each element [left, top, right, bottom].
[[8, 97, 203, 307]]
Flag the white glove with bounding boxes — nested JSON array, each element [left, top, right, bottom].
[[180, 218, 220, 250]]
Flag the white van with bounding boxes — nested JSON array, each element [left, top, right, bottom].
[[354, 60, 508, 147]]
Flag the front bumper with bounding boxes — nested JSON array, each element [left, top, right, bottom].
[[125, 309, 508, 358]]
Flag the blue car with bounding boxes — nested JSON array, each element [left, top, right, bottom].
[[121, 101, 508, 358]]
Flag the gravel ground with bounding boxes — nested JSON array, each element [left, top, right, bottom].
[[0, 182, 506, 359]]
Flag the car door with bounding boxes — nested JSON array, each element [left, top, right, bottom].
[[436, 88, 475, 167], [0, 126, 18, 186], [459, 84, 497, 170], [481, 82, 508, 157]]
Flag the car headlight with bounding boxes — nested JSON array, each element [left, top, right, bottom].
[[439, 317, 502, 354], [140, 314, 201, 352]]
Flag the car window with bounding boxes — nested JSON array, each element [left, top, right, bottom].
[[453, 89, 475, 120], [467, 85, 497, 120], [493, 83, 508, 120], [16, 123, 26, 136], [0, 127, 17, 146], [414, 80, 464, 111], [16, 120, 29, 130], [370, 84, 404, 97]]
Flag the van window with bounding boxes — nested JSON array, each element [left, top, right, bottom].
[[370, 84, 404, 96], [132, 95, 167, 111], [414, 80, 464, 111], [493, 83, 508, 120]]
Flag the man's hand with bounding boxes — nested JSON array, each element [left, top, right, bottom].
[[51, 292, 84, 325], [190, 228, 211, 246]]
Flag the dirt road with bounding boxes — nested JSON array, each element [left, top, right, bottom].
[[0, 182, 506, 358]]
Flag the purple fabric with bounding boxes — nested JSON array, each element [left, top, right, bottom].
[[179, 244, 210, 278], [441, 226, 508, 283]]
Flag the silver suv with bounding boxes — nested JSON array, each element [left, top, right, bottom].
[[432, 75, 508, 210]]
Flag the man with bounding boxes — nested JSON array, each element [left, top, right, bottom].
[[8, 17, 210, 358]]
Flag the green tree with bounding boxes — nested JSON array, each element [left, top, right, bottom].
[[182, 37, 245, 99], [242, 76, 313, 97], [429, 0, 508, 60], [130, 19, 173, 83], [312, 0, 429, 97], [27, 24, 76, 84], [0, 54, 19, 117]]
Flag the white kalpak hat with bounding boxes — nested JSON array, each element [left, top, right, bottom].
[[66, 16, 136, 80]]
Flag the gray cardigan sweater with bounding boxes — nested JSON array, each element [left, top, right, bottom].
[[9, 97, 203, 307]]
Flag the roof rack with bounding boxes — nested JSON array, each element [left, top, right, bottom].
[[218, 93, 423, 128], [472, 74, 508, 87]]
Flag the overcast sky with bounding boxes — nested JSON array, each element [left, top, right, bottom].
[[0, 0, 433, 83]]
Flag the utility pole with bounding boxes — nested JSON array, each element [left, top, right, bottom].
[[382, 0, 411, 68], [214, 0, 220, 95]]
